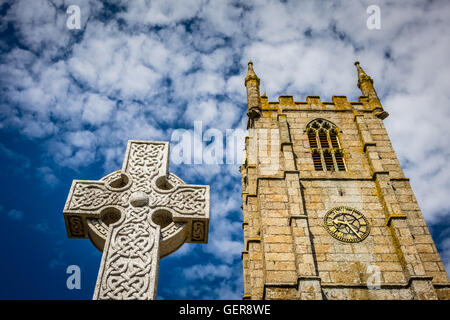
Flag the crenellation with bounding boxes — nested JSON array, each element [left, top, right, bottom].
[[278, 95, 295, 106], [306, 95, 321, 108], [331, 95, 349, 108]]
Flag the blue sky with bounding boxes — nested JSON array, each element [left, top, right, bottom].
[[0, 0, 449, 299]]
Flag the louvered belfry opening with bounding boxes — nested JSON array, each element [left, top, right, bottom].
[[329, 128, 340, 148], [312, 150, 323, 171], [323, 150, 335, 171], [308, 130, 318, 149], [334, 150, 346, 171], [306, 119, 346, 172], [318, 130, 329, 148]]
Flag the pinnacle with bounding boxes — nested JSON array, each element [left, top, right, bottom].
[[247, 60, 257, 76], [245, 59, 260, 86]]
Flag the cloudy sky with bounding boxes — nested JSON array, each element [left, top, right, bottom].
[[0, 0, 449, 299]]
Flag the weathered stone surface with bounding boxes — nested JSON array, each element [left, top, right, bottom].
[[63, 140, 210, 300]]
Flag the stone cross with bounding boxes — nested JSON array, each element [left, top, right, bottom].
[[63, 140, 210, 300]]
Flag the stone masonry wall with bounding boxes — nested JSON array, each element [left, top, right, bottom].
[[240, 95, 449, 299]]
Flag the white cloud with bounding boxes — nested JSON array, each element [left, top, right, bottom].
[[37, 166, 60, 187], [183, 263, 233, 281], [82, 93, 115, 125], [2, 0, 450, 299], [118, 0, 204, 26], [66, 130, 97, 149]]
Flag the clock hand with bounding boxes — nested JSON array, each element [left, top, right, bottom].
[[332, 219, 361, 238], [342, 221, 361, 239], [332, 219, 346, 225]]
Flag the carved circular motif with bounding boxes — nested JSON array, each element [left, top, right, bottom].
[[88, 172, 188, 258], [323, 206, 370, 243], [129, 191, 149, 207]]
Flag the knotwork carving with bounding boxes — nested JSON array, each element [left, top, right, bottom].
[[127, 143, 165, 194], [152, 187, 207, 215], [161, 222, 184, 238], [63, 140, 210, 300], [69, 183, 131, 211], [88, 218, 108, 237], [98, 206, 157, 300]]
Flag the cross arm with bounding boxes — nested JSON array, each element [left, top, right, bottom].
[[63, 176, 131, 238], [151, 184, 210, 243]]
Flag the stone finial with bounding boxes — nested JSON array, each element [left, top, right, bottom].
[[354, 61, 373, 86], [245, 60, 260, 86], [354, 61, 376, 95], [248, 60, 254, 69], [244, 60, 262, 128], [354, 61, 388, 119]]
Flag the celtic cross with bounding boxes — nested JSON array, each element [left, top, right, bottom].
[[63, 140, 210, 300]]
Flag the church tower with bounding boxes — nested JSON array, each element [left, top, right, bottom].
[[240, 61, 450, 300]]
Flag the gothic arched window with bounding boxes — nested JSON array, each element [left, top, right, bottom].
[[306, 119, 346, 172]]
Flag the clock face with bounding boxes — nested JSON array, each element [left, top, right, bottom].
[[323, 206, 370, 243]]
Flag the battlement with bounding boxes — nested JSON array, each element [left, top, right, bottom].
[[261, 94, 372, 112]]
